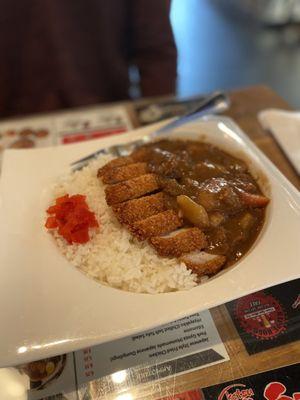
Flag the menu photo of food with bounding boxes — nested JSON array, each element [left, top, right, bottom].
[[0, 117, 55, 169], [16, 353, 77, 400], [19, 355, 67, 391], [53, 106, 133, 145]]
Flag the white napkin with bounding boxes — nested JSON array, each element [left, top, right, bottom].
[[258, 108, 300, 174]]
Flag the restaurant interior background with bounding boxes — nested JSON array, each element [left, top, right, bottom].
[[171, 0, 300, 106]]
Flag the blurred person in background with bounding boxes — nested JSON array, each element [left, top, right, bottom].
[[0, 0, 177, 118]]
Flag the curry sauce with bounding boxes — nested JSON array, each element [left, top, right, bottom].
[[99, 140, 269, 278]]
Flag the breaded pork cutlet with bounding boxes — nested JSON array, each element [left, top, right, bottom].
[[97, 156, 134, 177], [180, 251, 226, 277], [150, 227, 207, 257], [105, 174, 159, 205], [131, 210, 183, 241], [130, 147, 153, 162], [112, 192, 168, 225], [101, 162, 148, 184], [98, 148, 152, 179]]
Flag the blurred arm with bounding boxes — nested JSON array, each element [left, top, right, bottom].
[[130, 0, 177, 97]]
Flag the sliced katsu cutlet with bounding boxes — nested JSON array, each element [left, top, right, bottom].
[[180, 251, 226, 277], [112, 192, 169, 225], [130, 146, 153, 162], [98, 147, 152, 179], [97, 156, 134, 178], [105, 173, 160, 205], [131, 210, 183, 241], [150, 227, 207, 257], [101, 162, 148, 184]]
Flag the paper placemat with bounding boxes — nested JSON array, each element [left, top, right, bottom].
[[19, 311, 228, 400]]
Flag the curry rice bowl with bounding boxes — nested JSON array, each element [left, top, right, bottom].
[[48, 156, 199, 294]]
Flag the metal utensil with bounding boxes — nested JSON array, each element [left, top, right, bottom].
[[71, 91, 230, 170]]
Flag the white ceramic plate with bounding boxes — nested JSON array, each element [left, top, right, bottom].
[[258, 108, 300, 174], [1, 116, 299, 367]]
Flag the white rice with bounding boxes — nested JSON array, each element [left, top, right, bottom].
[[48, 156, 198, 294]]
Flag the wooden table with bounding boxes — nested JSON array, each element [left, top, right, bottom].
[[226, 85, 300, 190], [93, 85, 300, 400]]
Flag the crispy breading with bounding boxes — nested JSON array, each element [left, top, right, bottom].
[[150, 228, 207, 257], [131, 210, 183, 241], [180, 251, 226, 277], [131, 147, 151, 162], [112, 192, 168, 224], [105, 174, 159, 205], [97, 156, 134, 177], [101, 162, 148, 184]]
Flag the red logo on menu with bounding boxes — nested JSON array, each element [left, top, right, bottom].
[[235, 293, 287, 340], [264, 382, 300, 400], [217, 382, 300, 400], [218, 384, 254, 400]]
